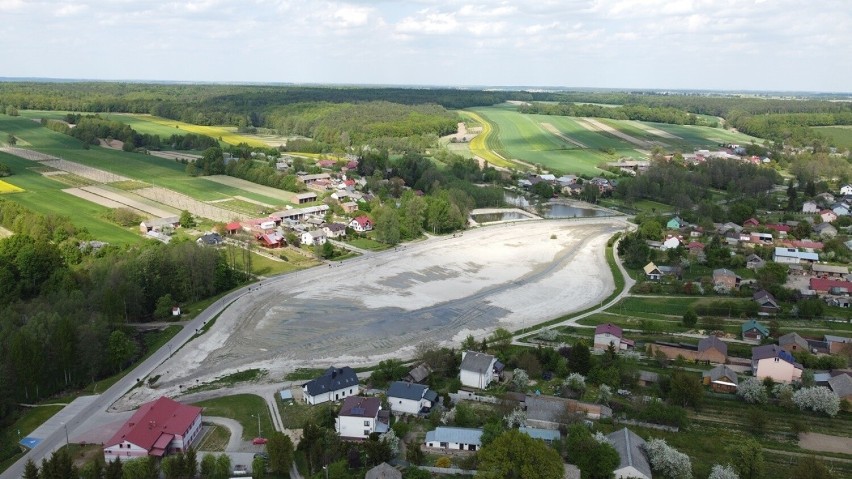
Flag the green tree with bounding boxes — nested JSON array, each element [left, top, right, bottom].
[[251, 456, 266, 479], [477, 429, 564, 479], [266, 431, 294, 474], [374, 206, 401, 245], [406, 439, 425, 465], [6, 134, 16, 146], [200, 454, 217, 479], [105, 458, 123, 479], [682, 308, 698, 328], [23, 459, 39, 479], [567, 340, 592, 375], [565, 425, 620, 479], [107, 330, 137, 373], [215, 454, 232, 479], [179, 210, 196, 228], [487, 328, 513, 358], [668, 370, 703, 409], [121, 457, 157, 479], [729, 438, 765, 479], [788, 456, 836, 479], [154, 294, 175, 319]]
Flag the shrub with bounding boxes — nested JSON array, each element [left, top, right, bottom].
[[435, 457, 451, 468], [708, 464, 740, 479]]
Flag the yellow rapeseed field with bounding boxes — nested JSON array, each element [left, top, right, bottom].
[[0, 179, 24, 194], [141, 116, 269, 148]]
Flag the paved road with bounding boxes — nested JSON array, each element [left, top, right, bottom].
[[0, 287, 253, 479]]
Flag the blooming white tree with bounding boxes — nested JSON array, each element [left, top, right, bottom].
[[504, 407, 527, 428], [537, 329, 558, 341], [621, 350, 642, 361], [593, 431, 611, 445], [792, 386, 840, 417], [597, 384, 612, 404], [708, 464, 740, 479], [512, 369, 530, 390], [564, 373, 586, 393], [643, 438, 693, 479], [736, 378, 768, 404], [381, 429, 400, 456]]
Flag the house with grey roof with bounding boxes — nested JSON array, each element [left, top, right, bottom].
[[779, 332, 810, 354], [425, 427, 482, 452], [365, 463, 400, 479], [606, 428, 652, 479], [825, 335, 852, 355], [386, 381, 438, 415], [518, 427, 560, 443], [302, 366, 360, 405], [460, 351, 502, 389], [406, 363, 431, 383], [828, 374, 852, 401], [702, 364, 739, 393]]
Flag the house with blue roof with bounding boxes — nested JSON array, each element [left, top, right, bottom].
[[425, 427, 482, 452], [386, 381, 438, 415], [302, 366, 360, 405], [751, 344, 803, 384]]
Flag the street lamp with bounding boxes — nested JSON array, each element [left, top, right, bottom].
[[323, 465, 328, 479], [61, 422, 69, 448]]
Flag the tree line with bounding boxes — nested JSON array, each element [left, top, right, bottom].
[[42, 115, 218, 151], [518, 102, 716, 127]]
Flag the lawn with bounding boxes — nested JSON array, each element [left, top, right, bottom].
[[345, 236, 391, 251], [193, 394, 275, 441], [228, 247, 319, 277]]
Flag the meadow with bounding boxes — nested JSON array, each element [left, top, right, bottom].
[[814, 125, 852, 150], [465, 104, 765, 176]]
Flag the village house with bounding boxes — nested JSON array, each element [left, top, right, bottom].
[[606, 428, 652, 479], [765, 223, 791, 237], [196, 232, 223, 246], [742, 319, 770, 342], [809, 278, 852, 294], [828, 374, 852, 401], [825, 335, 852, 355], [666, 216, 686, 229], [349, 216, 373, 233], [302, 366, 360, 405], [753, 290, 781, 315], [103, 397, 202, 462], [746, 253, 766, 270], [298, 173, 332, 185], [802, 201, 819, 214], [269, 205, 330, 223], [365, 463, 401, 479], [812, 264, 849, 277], [743, 217, 760, 228], [459, 351, 503, 389], [750, 232, 773, 245], [643, 262, 662, 280], [225, 221, 243, 234], [648, 336, 728, 364], [139, 216, 180, 234], [257, 231, 284, 248], [386, 381, 438, 415], [425, 427, 482, 452], [813, 222, 838, 239], [341, 201, 358, 213], [524, 395, 611, 428], [335, 396, 388, 440], [323, 222, 347, 239], [301, 229, 327, 246], [702, 364, 739, 393], [779, 332, 810, 354], [820, 209, 838, 223], [713, 268, 740, 291], [751, 344, 803, 383], [833, 204, 850, 217], [593, 323, 634, 351], [406, 363, 431, 384], [841, 185, 852, 196]]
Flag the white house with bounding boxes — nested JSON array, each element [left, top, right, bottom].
[[349, 216, 373, 232], [335, 396, 388, 440], [103, 397, 202, 462], [386, 381, 438, 415], [606, 428, 652, 479], [459, 351, 502, 389], [841, 184, 852, 196], [425, 427, 483, 452], [661, 237, 681, 250], [323, 223, 347, 239], [802, 201, 819, 214], [751, 344, 803, 383], [594, 323, 633, 351], [302, 366, 360, 405], [301, 229, 327, 246]]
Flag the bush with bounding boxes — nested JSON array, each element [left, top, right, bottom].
[[435, 457, 451, 468], [708, 464, 740, 479]]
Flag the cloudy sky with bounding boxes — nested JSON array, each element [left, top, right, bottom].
[[2, 0, 850, 92]]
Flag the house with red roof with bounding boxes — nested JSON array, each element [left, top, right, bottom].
[[349, 216, 373, 233], [594, 323, 633, 351], [103, 397, 202, 462], [225, 222, 243, 234], [809, 278, 852, 294], [743, 218, 760, 228]]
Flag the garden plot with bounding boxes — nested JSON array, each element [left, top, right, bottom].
[[202, 175, 296, 203], [135, 186, 246, 222], [62, 188, 125, 208], [41, 159, 130, 183], [80, 186, 177, 218], [577, 118, 656, 148], [0, 147, 59, 161]]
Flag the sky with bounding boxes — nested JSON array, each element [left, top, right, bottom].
[[1, 0, 850, 92]]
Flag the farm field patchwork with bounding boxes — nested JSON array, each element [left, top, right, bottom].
[[466, 104, 767, 175], [814, 125, 852, 150]]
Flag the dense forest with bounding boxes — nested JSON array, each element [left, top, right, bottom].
[[0, 199, 248, 460], [518, 102, 717, 127]]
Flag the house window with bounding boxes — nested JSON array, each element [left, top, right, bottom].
[[399, 400, 402, 404], [364, 420, 370, 426], [119, 444, 123, 449], [440, 442, 448, 448], [364, 430, 370, 436]]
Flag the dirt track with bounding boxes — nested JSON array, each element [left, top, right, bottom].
[[123, 218, 628, 407], [799, 432, 852, 455]]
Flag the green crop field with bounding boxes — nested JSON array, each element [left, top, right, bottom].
[[814, 125, 852, 150], [0, 151, 143, 243], [465, 104, 766, 176]]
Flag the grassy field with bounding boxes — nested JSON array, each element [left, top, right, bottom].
[[459, 110, 514, 168], [465, 104, 765, 175], [814, 125, 852, 150], [0, 180, 24, 194], [0, 151, 143, 243], [193, 394, 275, 440], [133, 115, 268, 148]]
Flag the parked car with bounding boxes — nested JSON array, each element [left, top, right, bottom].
[[232, 465, 247, 476], [252, 437, 268, 445]]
